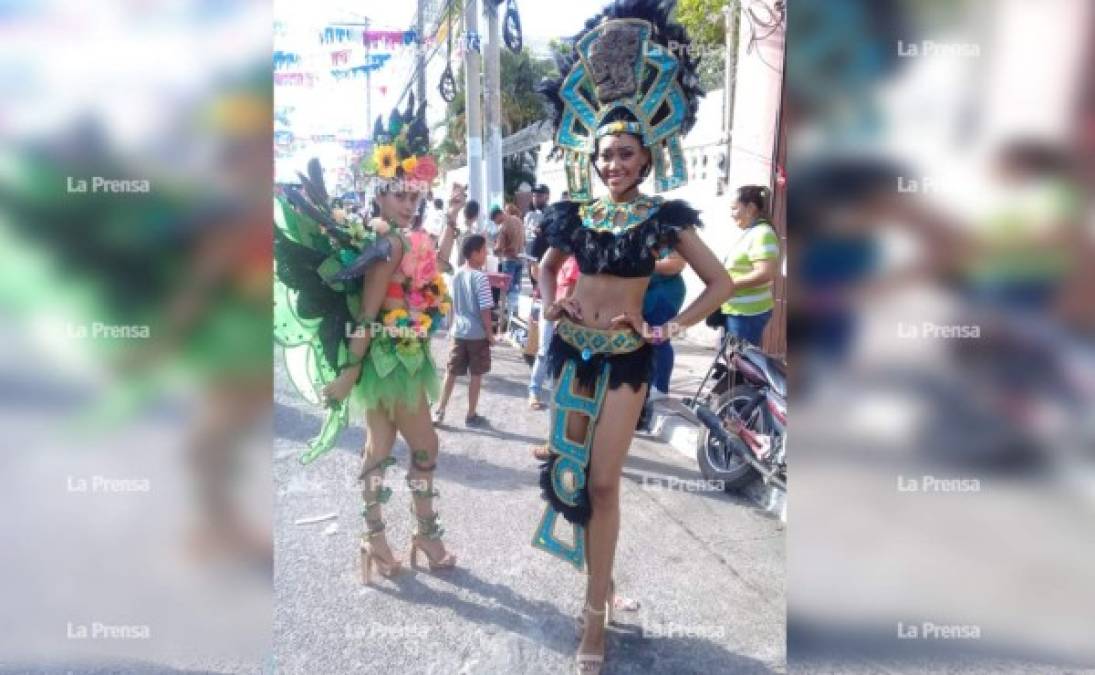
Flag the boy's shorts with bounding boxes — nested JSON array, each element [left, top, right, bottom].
[[447, 338, 491, 376]]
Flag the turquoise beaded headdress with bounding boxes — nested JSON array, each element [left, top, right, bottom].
[[539, 0, 704, 201]]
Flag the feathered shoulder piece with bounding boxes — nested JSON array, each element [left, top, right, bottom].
[[538, 0, 704, 200], [274, 158, 398, 463], [542, 196, 702, 278]]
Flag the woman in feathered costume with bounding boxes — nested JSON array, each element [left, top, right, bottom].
[[274, 94, 462, 583], [530, 1, 733, 671]]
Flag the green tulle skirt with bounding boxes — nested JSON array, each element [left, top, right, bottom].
[[349, 343, 440, 417], [298, 333, 440, 465]]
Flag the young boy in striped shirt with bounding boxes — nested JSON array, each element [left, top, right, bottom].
[[435, 235, 496, 427]]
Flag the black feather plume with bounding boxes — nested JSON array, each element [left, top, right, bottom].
[[284, 186, 353, 248], [538, 454, 592, 525], [331, 237, 393, 281], [306, 158, 329, 206], [538, 0, 703, 141]]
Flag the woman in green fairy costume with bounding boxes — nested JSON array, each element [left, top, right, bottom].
[[274, 95, 462, 583]]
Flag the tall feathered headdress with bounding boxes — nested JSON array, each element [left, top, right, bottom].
[[538, 0, 703, 201], [362, 92, 439, 191]]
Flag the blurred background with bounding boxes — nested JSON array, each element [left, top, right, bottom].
[[787, 0, 1095, 671], [0, 0, 272, 671]]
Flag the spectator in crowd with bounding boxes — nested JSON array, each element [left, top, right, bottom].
[[424, 197, 447, 242], [530, 253, 580, 459], [645, 250, 687, 401], [435, 235, 495, 428], [491, 205, 526, 314], [721, 185, 781, 347], [525, 186, 551, 293], [456, 199, 481, 265]]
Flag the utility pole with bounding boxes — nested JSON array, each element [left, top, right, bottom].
[[723, 4, 737, 145], [416, 0, 426, 106], [484, 0, 504, 211], [464, 0, 484, 212], [363, 18, 372, 131]]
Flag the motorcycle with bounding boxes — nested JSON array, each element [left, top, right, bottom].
[[683, 334, 787, 492]]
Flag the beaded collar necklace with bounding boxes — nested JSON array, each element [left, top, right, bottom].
[[579, 195, 663, 234]]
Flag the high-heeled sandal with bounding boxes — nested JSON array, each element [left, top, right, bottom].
[[360, 524, 403, 584], [576, 603, 607, 675], [577, 579, 640, 632], [407, 450, 456, 571], [359, 456, 402, 584]]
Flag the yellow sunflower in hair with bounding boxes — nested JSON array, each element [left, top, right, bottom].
[[373, 145, 398, 179]]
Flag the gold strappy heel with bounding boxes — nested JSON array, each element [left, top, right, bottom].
[[576, 603, 607, 675], [577, 579, 640, 632], [360, 529, 403, 584]]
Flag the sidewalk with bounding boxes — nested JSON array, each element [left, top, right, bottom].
[[273, 336, 786, 674]]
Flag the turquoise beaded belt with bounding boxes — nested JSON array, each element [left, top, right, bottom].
[[555, 318, 644, 361]]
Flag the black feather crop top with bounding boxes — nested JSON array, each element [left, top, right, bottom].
[[542, 196, 702, 278]]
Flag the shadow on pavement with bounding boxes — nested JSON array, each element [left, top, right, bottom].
[[372, 567, 778, 673]]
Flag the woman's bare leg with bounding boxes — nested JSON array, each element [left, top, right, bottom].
[[362, 406, 400, 562], [578, 383, 648, 659], [392, 392, 453, 564]]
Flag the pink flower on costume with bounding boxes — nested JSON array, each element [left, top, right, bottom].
[[408, 290, 427, 310], [412, 156, 438, 183], [400, 230, 437, 289]]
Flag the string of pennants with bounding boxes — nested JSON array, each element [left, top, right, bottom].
[[319, 27, 437, 49], [273, 52, 394, 85], [330, 53, 393, 80]]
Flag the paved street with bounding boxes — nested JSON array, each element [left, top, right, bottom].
[[273, 335, 786, 674]]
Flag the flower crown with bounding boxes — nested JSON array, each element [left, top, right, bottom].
[[361, 92, 438, 192]]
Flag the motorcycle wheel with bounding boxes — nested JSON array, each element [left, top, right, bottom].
[[696, 385, 768, 491]]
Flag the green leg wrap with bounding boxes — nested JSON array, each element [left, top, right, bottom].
[[360, 455, 396, 539], [407, 449, 445, 540]]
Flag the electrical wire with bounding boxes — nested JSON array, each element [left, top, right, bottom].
[[741, 0, 785, 74], [391, 0, 460, 114]]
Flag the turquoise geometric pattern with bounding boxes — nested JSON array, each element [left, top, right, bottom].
[[556, 318, 645, 355], [531, 357, 611, 570]]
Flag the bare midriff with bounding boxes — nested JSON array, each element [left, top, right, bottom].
[[568, 273, 650, 330]]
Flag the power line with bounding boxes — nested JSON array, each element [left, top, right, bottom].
[[390, 0, 459, 115]]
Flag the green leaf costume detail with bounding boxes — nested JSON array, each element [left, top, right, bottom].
[[273, 159, 444, 465]]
